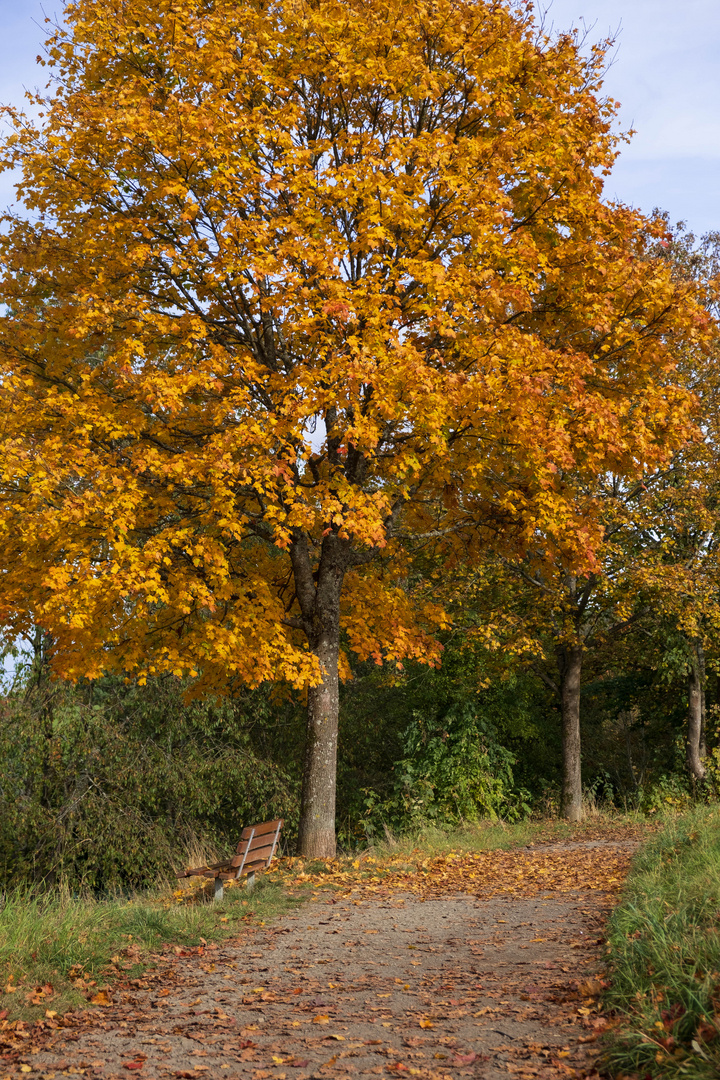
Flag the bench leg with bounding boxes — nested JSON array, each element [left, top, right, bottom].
[[246, 871, 256, 893], [214, 877, 224, 902]]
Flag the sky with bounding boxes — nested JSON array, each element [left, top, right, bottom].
[[0, 0, 717, 234]]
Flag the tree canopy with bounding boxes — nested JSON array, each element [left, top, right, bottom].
[[0, 0, 709, 852]]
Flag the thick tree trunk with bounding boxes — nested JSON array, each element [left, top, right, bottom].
[[298, 629, 340, 857], [687, 640, 707, 781], [291, 533, 346, 858], [559, 644, 583, 822]]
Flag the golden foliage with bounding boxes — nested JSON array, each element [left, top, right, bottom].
[[0, 0, 706, 690]]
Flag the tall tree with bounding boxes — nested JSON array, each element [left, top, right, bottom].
[[0, 0, 703, 853], [441, 223, 720, 818], [634, 225, 720, 783]]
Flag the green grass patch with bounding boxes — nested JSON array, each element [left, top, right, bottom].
[[602, 807, 720, 1078], [0, 875, 313, 1023]]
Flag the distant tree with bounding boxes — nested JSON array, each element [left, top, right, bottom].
[[442, 222, 720, 816]]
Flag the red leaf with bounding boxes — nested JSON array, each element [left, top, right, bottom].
[[123, 1062, 144, 1071], [452, 1052, 477, 1065]]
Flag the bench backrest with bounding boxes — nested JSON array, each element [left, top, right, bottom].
[[230, 818, 283, 878]]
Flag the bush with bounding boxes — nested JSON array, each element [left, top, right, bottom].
[[360, 700, 530, 837], [0, 673, 299, 891]]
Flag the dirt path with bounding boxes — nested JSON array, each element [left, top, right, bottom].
[[6, 840, 638, 1080]]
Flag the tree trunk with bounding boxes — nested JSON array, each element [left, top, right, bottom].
[[687, 640, 707, 781], [291, 533, 345, 858], [559, 644, 583, 822], [298, 627, 340, 857], [699, 641, 707, 760]]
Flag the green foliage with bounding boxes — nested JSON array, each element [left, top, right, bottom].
[[359, 700, 530, 837], [1, 621, 716, 891], [0, 672, 299, 891], [603, 808, 720, 1078]]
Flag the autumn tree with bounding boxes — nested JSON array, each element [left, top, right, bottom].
[[439, 223, 720, 818], [0, 0, 704, 854], [429, 491, 665, 822], [633, 226, 720, 783]]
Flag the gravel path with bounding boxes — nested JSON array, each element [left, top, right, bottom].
[[18, 840, 633, 1080]]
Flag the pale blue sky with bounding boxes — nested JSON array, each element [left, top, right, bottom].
[[0, 0, 717, 233]]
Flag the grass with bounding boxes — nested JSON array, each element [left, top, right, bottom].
[[0, 874, 313, 1023], [602, 807, 720, 1078], [0, 809, 650, 1026]]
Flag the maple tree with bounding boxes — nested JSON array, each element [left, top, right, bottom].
[[0, 0, 706, 854], [430, 222, 720, 819], [632, 228, 720, 784], [446, 539, 652, 820]]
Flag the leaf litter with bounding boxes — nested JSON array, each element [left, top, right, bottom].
[[0, 831, 643, 1080]]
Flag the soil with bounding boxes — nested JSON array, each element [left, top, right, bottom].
[[9, 839, 638, 1080]]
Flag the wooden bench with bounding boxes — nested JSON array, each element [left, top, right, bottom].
[[176, 818, 283, 901]]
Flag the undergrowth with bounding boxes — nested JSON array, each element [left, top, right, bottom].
[[603, 807, 720, 1078]]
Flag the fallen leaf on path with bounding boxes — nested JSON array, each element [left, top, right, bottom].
[[90, 990, 112, 1006], [452, 1052, 477, 1065]]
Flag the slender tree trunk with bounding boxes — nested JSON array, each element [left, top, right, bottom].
[[687, 639, 707, 781], [699, 641, 707, 759], [559, 644, 583, 821], [291, 533, 346, 858]]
